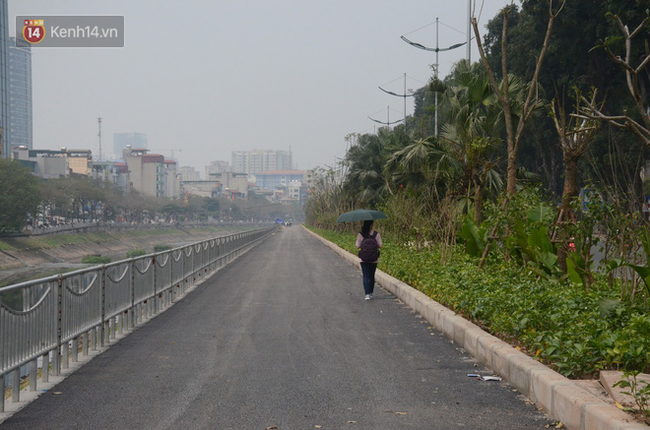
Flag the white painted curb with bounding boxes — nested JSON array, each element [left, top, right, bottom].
[[304, 226, 649, 430]]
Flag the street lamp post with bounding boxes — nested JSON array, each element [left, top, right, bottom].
[[378, 73, 415, 130], [401, 18, 466, 137], [368, 106, 402, 129]]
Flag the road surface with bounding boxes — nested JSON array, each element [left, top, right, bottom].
[[1, 226, 552, 429]]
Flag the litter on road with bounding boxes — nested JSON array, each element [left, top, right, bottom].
[[467, 374, 502, 381]]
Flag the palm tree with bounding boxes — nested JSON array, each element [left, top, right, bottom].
[[343, 126, 410, 208], [437, 60, 504, 224]]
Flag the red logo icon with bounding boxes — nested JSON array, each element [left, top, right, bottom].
[[23, 19, 45, 44]]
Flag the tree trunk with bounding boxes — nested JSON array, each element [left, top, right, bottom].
[[561, 154, 579, 214], [506, 141, 517, 196], [557, 153, 579, 272], [473, 181, 483, 225]]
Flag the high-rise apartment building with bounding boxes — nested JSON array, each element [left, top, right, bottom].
[[114, 132, 147, 160], [231, 149, 292, 175], [8, 37, 33, 149], [0, 0, 9, 157]]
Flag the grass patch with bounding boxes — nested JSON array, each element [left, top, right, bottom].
[[308, 226, 650, 379], [39, 234, 92, 247], [126, 249, 147, 258], [83, 232, 112, 242], [81, 255, 112, 265]]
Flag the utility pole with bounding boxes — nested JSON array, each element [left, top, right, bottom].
[[435, 17, 439, 137], [467, 0, 472, 62], [97, 118, 102, 161], [379, 73, 415, 130], [401, 19, 466, 138], [368, 106, 402, 129]]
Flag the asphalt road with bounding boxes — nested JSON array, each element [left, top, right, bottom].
[[2, 226, 553, 429]]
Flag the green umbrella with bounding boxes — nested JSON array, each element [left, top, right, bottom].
[[336, 209, 387, 223]]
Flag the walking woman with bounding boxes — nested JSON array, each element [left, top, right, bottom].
[[356, 220, 383, 300]]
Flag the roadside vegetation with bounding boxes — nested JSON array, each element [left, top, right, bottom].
[[306, 0, 650, 384]]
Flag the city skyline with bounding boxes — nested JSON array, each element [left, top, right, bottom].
[[7, 1, 512, 172]]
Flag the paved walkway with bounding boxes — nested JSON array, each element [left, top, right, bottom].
[[1, 227, 552, 429]]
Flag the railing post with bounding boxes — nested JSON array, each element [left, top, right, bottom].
[[42, 352, 49, 383], [129, 259, 135, 329], [91, 326, 97, 351], [100, 265, 106, 347], [71, 338, 78, 362], [153, 255, 158, 315], [30, 359, 37, 391], [191, 246, 195, 285], [0, 375, 4, 412], [53, 275, 62, 376], [82, 331, 88, 356], [11, 368, 19, 403], [62, 342, 69, 369]]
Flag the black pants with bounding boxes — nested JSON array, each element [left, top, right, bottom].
[[360, 262, 377, 295]]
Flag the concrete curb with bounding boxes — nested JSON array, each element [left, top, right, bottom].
[[303, 226, 649, 430]]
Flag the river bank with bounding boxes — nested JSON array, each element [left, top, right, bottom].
[[0, 224, 258, 286]]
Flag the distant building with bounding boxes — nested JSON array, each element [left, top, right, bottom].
[[164, 159, 181, 199], [114, 132, 147, 160], [205, 160, 230, 180], [8, 37, 32, 149], [12, 146, 92, 178], [0, 0, 9, 157], [208, 171, 248, 199], [178, 166, 201, 182], [65, 148, 92, 176], [91, 160, 130, 193], [123, 147, 166, 197], [231, 149, 292, 176], [287, 180, 302, 200], [182, 180, 221, 199], [254, 170, 305, 191]]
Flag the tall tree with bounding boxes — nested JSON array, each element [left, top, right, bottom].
[[438, 60, 503, 223], [472, 0, 566, 196], [552, 90, 601, 216], [577, 15, 650, 148], [0, 159, 40, 233], [481, 1, 649, 199]]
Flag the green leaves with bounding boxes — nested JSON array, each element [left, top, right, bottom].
[[0, 159, 40, 233], [459, 216, 487, 257], [527, 203, 553, 224], [606, 227, 650, 298]]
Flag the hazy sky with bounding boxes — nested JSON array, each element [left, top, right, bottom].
[[10, 1, 511, 175]]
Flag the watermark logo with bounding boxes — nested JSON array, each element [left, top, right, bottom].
[[16, 16, 124, 48], [22, 19, 45, 44]]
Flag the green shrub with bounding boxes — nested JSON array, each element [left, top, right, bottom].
[[154, 244, 172, 252], [82, 255, 111, 265], [126, 249, 147, 258]]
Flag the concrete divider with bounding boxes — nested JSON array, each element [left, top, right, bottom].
[[303, 226, 649, 430]]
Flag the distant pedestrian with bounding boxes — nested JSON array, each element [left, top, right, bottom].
[[356, 220, 382, 300]]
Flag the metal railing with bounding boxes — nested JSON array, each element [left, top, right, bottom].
[[0, 225, 277, 411]]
